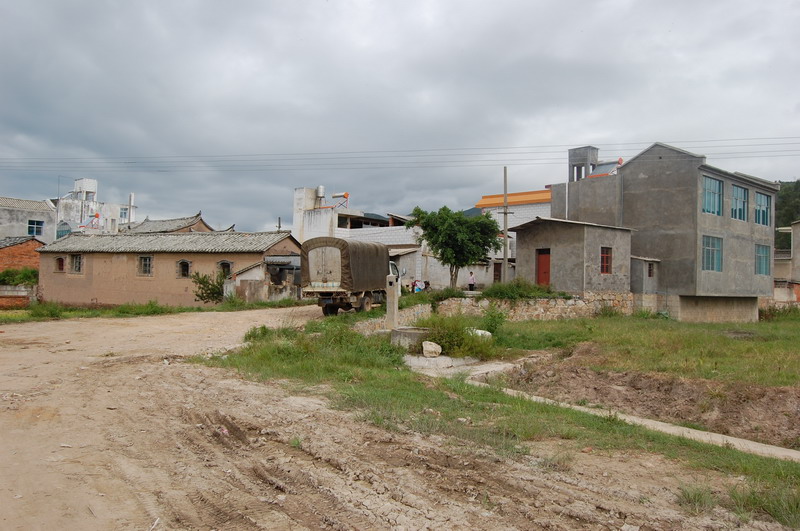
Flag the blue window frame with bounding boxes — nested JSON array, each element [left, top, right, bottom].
[[27, 219, 43, 236], [755, 244, 770, 275], [702, 236, 723, 272], [755, 192, 771, 226], [702, 176, 723, 216], [731, 185, 748, 221]]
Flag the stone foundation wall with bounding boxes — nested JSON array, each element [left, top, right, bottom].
[[437, 292, 633, 321]]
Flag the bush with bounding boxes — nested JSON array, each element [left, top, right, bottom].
[[481, 302, 506, 335], [191, 270, 226, 304], [0, 267, 38, 286], [416, 313, 495, 359], [481, 278, 569, 300], [760, 305, 800, 322], [28, 301, 64, 319]]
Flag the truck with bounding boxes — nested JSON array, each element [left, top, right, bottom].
[[300, 237, 401, 316]]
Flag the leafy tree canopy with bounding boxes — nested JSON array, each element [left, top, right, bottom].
[[406, 206, 502, 288], [776, 180, 800, 249]]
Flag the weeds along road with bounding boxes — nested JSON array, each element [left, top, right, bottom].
[[0, 308, 787, 530]]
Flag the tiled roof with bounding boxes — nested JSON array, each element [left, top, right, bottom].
[[38, 231, 294, 254], [475, 189, 551, 208], [0, 197, 54, 212], [121, 212, 207, 233], [0, 236, 42, 249]]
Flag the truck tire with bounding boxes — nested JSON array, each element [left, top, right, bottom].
[[357, 294, 372, 313]]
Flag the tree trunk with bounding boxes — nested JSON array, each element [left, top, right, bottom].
[[449, 266, 460, 290]]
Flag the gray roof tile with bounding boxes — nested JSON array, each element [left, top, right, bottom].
[[0, 197, 54, 212], [38, 231, 294, 254]]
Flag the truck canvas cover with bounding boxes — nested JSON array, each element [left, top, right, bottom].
[[301, 237, 389, 292]]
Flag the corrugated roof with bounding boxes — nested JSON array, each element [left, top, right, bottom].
[[475, 189, 551, 208], [0, 236, 43, 250], [38, 231, 294, 254], [0, 197, 54, 212]]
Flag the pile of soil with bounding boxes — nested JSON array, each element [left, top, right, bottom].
[[499, 342, 800, 450]]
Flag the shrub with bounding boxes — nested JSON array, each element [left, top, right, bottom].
[[416, 313, 495, 359], [0, 267, 38, 286], [191, 270, 226, 304], [481, 302, 506, 335], [28, 301, 64, 319], [760, 305, 800, 322], [481, 278, 569, 300]]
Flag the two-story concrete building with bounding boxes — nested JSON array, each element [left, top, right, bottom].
[[548, 143, 779, 322]]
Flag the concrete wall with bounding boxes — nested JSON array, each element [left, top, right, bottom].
[[40, 252, 268, 307], [0, 206, 57, 244], [630, 259, 659, 294], [553, 144, 777, 299], [672, 295, 759, 323], [0, 240, 43, 271], [793, 224, 800, 282], [515, 221, 630, 294]]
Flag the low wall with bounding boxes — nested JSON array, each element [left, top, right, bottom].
[[353, 292, 633, 333], [438, 291, 633, 321], [0, 285, 36, 309]]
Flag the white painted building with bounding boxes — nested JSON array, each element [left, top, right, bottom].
[[54, 178, 136, 239]]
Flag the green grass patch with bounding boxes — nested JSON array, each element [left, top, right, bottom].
[[490, 316, 800, 387], [0, 297, 313, 324], [200, 321, 800, 527]]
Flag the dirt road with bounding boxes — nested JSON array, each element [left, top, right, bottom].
[[0, 309, 787, 529]]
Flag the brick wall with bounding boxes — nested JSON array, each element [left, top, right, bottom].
[[0, 240, 43, 271], [0, 285, 36, 308]]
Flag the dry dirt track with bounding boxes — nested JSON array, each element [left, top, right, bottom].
[[0, 308, 788, 530]]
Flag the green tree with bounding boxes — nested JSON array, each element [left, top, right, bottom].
[[406, 206, 502, 289], [190, 270, 226, 304], [776, 180, 800, 249]]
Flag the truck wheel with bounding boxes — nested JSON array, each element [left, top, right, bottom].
[[323, 304, 339, 316], [357, 294, 373, 313]]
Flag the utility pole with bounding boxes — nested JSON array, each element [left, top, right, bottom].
[[502, 166, 508, 283]]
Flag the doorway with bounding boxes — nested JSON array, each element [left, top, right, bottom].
[[536, 248, 550, 286]]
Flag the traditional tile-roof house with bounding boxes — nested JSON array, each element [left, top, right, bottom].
[[37, 231, 300, 307], [119, 212, 229, 234], [0, 236, 45, 271]]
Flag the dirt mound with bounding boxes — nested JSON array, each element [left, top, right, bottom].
[[502, 343, 800, 450]]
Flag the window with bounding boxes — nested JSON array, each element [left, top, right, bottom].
[[755, 192, 771, 226], [177, 260, 191, 278], [138, 255, 153, 276], [218, 260, 233, 277], [69, 254, 82, 273], [647, 262, 655, 278], [600, 247, 612, 274], [702, 176, 723, 216], [755, 244, 771, 275], [702, 236, 723, 272], [55, 257, 65, 272], [28, 219, 44, 236], [731, 185, 748, 221], [119, 207, 129, 221]]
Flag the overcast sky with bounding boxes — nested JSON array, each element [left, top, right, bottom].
[[1, 1, 798, 232]]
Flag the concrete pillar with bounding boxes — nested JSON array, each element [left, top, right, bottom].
[[386, 274, 398, 330]]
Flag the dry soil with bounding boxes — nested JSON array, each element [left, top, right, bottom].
[[0, 308, 790, 530]]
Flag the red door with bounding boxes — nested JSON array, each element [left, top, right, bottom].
[[536, 249, 551, 286]]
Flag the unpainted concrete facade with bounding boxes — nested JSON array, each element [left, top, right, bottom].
[[0, 199, 57, 244], [550, 143, 778, 321], [513, 218, 631, 295]]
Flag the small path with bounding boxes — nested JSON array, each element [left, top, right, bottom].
[[406, 355, 800, 464]]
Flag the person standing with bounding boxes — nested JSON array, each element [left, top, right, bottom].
[[468, 271, 476, 291]]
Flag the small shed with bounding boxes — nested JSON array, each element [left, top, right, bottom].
[[509, 217, 633, 294]]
